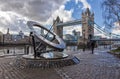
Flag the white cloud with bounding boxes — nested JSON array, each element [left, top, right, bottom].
[[110, 21, 120, 37], [0, 0, 69, 34], [0, 11, 29, 34], [114, 21, 120, 30], [112, 29, 120, 34], [0, 0, 74, 34], [46, 5, 73, 25], [64, 25, 82, 35], [0, 0, 91, 35], [75, 0, 91, 9], [0, 0, 66, 22], [112, 26, 120, 35]]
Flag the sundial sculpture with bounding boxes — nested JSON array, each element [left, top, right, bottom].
[[20, 21, 80, 68], [27, 21, 67, 58]]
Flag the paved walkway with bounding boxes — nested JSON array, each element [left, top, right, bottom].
[[0, 57, 61, 79], [58, 48, 120, 79], [0, 48, 120, 79]]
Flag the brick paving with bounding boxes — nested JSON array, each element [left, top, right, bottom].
[[0, 47, 120, 79], [57, 48, 120, 79], [0, 57, 61, 79]]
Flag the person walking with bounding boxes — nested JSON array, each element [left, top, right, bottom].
[[91, 40, 96, 54]]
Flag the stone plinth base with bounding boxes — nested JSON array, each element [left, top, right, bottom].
[[15, 53, 80, 69]]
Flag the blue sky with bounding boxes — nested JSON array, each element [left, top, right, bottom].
[[62, 0, 106, 36], [65, 0, 103, 26], [0, 0, 119, 37]]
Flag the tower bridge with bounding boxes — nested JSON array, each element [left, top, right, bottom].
[[52, 8, 120, 44], [53, 8, 94, 43], [56, 19, 82, 27]]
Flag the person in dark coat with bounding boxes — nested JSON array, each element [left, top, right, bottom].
[[91, 40, 96, 54], [7, 49, 9, 54]]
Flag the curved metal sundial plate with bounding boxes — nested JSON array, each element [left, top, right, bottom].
[[27, 21, 66, 50]]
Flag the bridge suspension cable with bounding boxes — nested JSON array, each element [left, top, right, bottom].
[[89, 21, 120, 38]]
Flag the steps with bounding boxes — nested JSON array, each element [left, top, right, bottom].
[[14, 56, 80, 69]]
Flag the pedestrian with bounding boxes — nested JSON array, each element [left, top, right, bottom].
[[7, 49, 9, 54], [91, 40, 96, 54]]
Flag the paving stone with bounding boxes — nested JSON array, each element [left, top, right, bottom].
[[58, 48, 120, 79], [0, 47, 120, 79], [0, 58, 61, 79]]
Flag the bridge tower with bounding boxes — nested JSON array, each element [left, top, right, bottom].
[[53, 16, 63, 38], [82, 8, 94, 42]]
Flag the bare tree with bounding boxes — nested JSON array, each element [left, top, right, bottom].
[[102, 0, 120, 27]]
